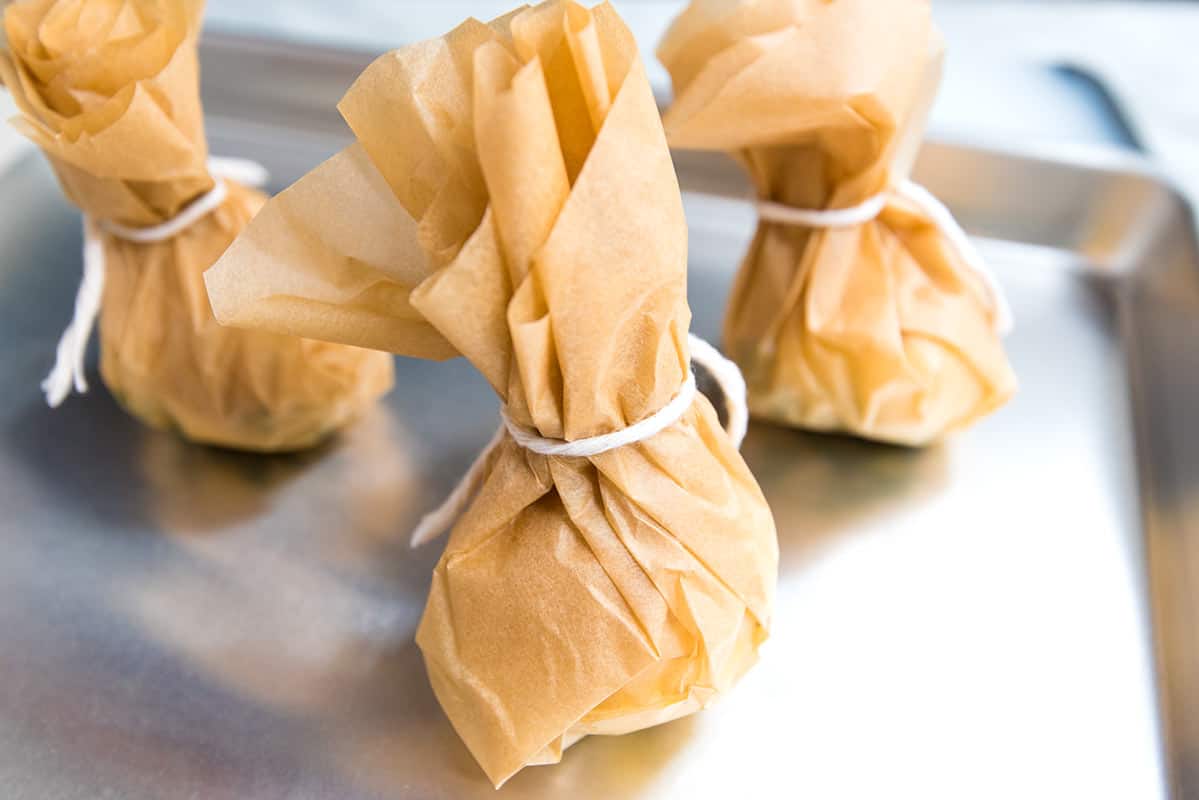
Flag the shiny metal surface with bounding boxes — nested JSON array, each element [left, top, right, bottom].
[[0, 34, 1193, 800]]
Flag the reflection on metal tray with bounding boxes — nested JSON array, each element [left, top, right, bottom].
[[0, 33, 1195, 800]]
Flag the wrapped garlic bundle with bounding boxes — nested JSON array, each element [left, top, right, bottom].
[[660, 0, 1017, 446], [205, 0, 777, 785], [0, 0, 393, 451]]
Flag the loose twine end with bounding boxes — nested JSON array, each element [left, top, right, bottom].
[[410, 333, 749, 548], [756, 179, 1013, 337], [40, 159, 269, 408]]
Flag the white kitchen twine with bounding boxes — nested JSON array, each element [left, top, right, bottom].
[[756, 178, 1013, 336], [410, 332, 749, 548], [41, 157, 269, 407]]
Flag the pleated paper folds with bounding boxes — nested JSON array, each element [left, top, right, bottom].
[[0, 0, 393, 451], [205, 2, 777, 785], [660, 0, 1017, 445]]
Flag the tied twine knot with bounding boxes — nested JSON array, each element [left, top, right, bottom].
[[410, 333, 749, 548], [41, 157, 270, 407], [756, 179, 1013, 336]]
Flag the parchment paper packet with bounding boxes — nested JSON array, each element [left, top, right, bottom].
[[205, 0, 777, 786], [0, 0, 393, 452], [659, 0, 1017, 446]]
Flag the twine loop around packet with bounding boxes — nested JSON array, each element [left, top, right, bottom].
[[41, 157, 270, 408], [410, 333, 749, 547], [756, 179, 1014, 336]]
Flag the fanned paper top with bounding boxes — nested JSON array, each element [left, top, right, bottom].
[[205, 4, 777, 785], [659, 0, 940, 207], [657, 0, 1015, 445], [0, 0, 213, 224], [208, 1, 692, 441]]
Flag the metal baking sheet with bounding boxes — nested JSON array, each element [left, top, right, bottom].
[[1, 33, 1196, 799]]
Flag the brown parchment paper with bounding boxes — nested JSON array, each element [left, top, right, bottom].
[[0, 0, 393, 452], [205, 1, 777, 786], [660, 0, 1017, 446]]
